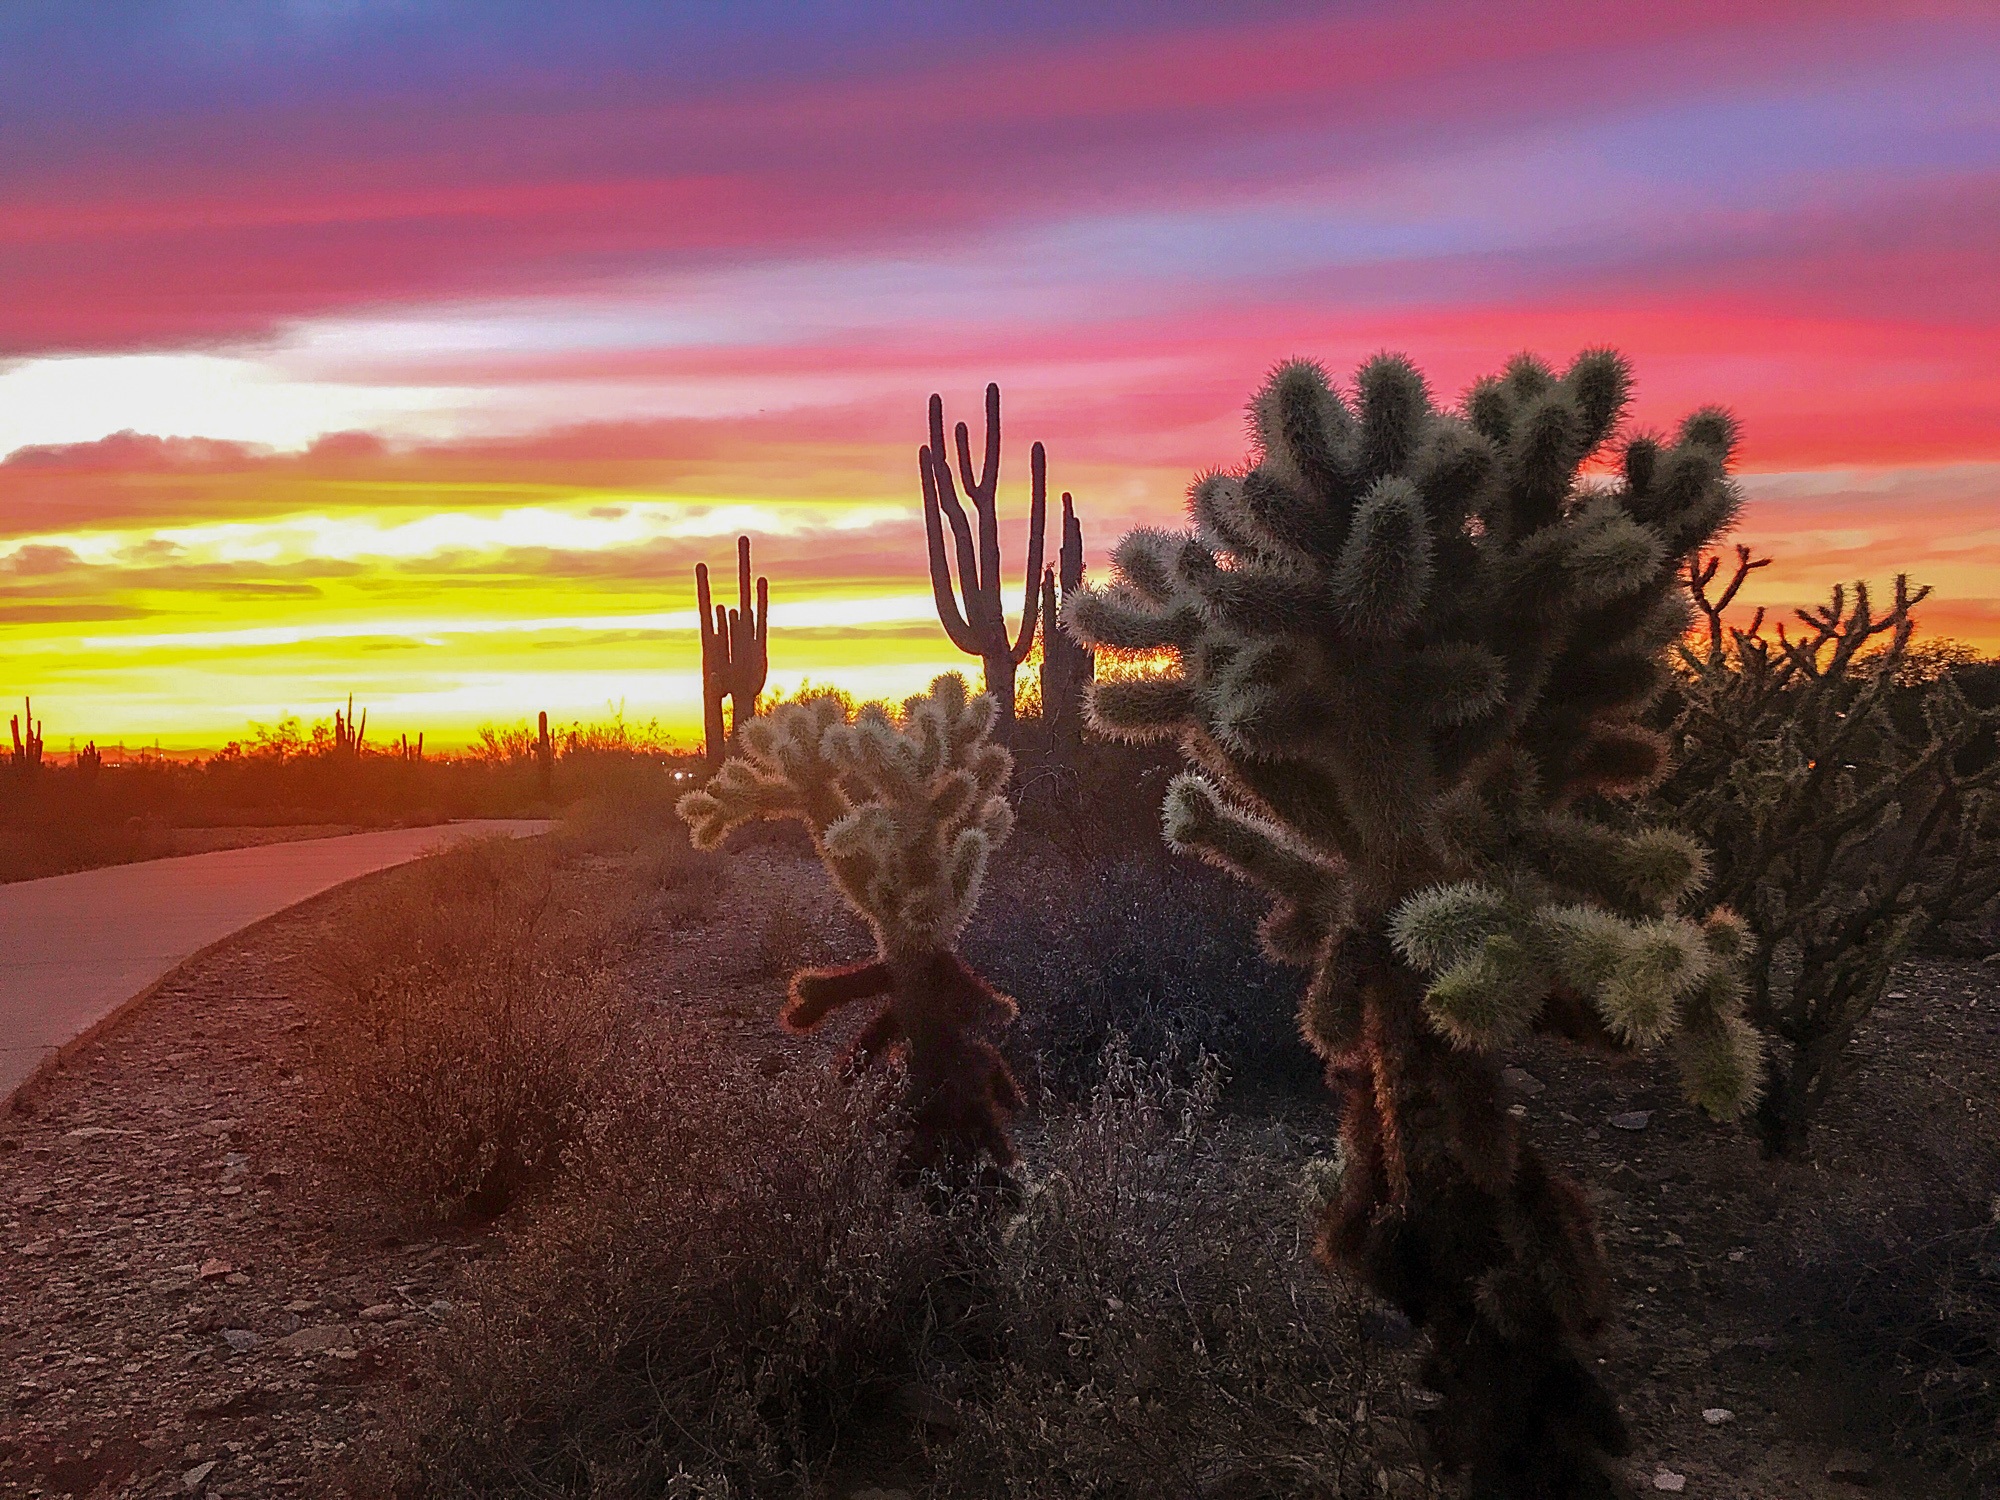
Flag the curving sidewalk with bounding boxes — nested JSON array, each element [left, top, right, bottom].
[[0, 820, 551, 1104]]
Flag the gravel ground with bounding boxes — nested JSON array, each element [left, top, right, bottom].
[[2, 831, 1995, 1499]]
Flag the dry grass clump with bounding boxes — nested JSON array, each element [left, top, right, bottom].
[[938, 1045, 1426, 1499], [308, 835, 636, 1220], [386, 1030, 954, 1499], [1837, 1215, 2000, 1491], [387, 1035, 1420, 1499], [971, 855, 1314, 1098]]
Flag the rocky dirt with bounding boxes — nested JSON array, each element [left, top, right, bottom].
[[1, 832, 1995, 1498]]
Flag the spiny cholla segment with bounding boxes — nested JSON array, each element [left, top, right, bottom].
[[1069, 351, 1757, 1115], [677, 674, 1023, 1169]]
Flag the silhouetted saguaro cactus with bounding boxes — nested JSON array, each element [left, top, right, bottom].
[[677, 674, 1022, 1176], [922, 383, 1047, 723], [1067, 350, 1754, 1500], [10, 698, 42, 774], [696, 534, 770, 769], [333, 694, 366, 758], [536, 711, 554, 797], [1039, 492, 1094, 746]]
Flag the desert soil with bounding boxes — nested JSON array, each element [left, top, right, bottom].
[[1, 837, 1995, 1499]]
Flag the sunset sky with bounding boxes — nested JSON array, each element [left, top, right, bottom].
[[2, 2, 1995, 751]]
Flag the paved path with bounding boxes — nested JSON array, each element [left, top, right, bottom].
[[0, 820, 551, 1102]]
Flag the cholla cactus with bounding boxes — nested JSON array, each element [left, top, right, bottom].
[[677, 673, 1023, 1173], [1067, 350, 1754, 1498], [1661, 547, 2000, 1153]]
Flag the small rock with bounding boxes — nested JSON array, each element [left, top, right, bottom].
[[275, 1324, 354, 1354], [1609, 1111, 1652, 1132], [195, 1120, 241, 1138], [65, 1126, 134, 1140], [1651, 1471, 1685, 1493], [425, 1299, 453, 1317], [1885, 990, 1908, 1001], [183, 1459, 218, 1492], [1702, 1407, 1734, 1425], [1982, 952, 2000, 965], [223, 1272, 250, 1285], [198, 1259, 233, 1280], [1506, 1103, 1528, 1119], [283, 1300, 318, 1314], [360, 1303, 400, 1322], [220, 1329, 261, 1353], [1501, 1066, 1545, 1096], [1824, 1449, 1876, 1486], [1727, 1248, 1747, 1262]]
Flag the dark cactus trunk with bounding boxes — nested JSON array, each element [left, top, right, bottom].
[[786, 947, 1023, 1178], [1323, 945, 1631, 1499]]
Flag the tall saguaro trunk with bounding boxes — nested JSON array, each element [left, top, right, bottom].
[[920, 382, 1047, 725], [1039, 492, 1094, 747], [696, 534, 770, 770]]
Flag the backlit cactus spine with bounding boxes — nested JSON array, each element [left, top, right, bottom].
[[677, 674, 1022, 1174], [1067, 350, 1756, 1499]]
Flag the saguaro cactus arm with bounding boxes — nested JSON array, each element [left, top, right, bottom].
[[921, 383, 1047, 714]]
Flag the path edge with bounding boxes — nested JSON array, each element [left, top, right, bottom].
[[1, 824, 551, 1118]]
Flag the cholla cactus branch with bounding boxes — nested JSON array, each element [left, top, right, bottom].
[[1067, 349, 1751, 1497], [677, 674, 1023, 1174], [921, 383, 1048, 722]]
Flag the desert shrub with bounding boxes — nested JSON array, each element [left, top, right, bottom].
[[308, 836, 634, 1219], [1832, 1213, 2000, 1493], [1004, 720, 1182, 868], [389, 1032, 1418, 1500], [387, 1033, 958, 1499], [1657, 549, 2000, 1151], [634, 821, 725, 929], [937, 1044, 1422, 1498], [969, 853, 1315, 1097]]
